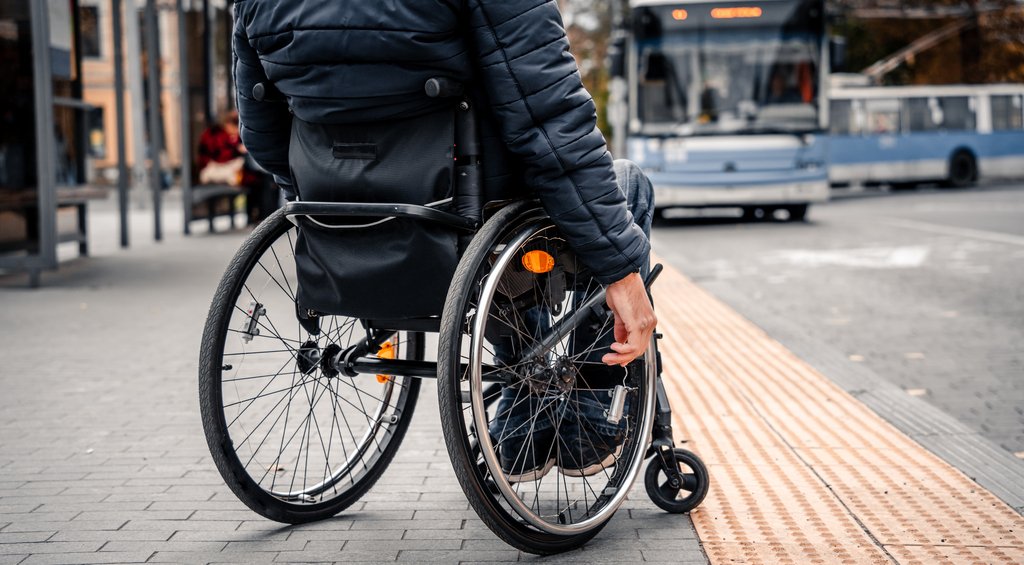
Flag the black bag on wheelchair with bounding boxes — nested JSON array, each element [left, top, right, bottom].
[[288, 109, 459, 320]]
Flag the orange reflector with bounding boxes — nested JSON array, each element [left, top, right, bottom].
[[522, 250, 555, 274], [376, 342, 394, 383], [672, 8, 688, 20], [711, 6, 763, 19]]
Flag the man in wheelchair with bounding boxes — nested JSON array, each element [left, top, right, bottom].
[[204, 0, 706, 552], [234, 0, 657, 479]]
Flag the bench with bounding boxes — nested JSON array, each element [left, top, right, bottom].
[[0, 186, 108, 285], [0, 186, 108, 255], [189, 184, 247, 232]]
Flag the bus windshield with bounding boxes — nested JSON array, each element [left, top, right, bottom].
[[632, 1, 824, 135]]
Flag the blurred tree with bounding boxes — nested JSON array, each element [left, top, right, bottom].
[[832, 0, 1024, 84], [559, 0, 614, 132]]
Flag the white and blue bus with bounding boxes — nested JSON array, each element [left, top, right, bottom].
[[828, 84, 1024, 188], [611, 0, 831, 220]]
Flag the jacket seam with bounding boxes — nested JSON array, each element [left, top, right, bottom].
[[488, 68, 577, 108], [246, 26, 453, 40], [488, 0, 549, 28]]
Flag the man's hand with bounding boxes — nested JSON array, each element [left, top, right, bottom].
[[602, 272, 657, 366]]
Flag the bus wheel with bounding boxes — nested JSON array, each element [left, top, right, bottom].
[[944, 150, 977, 188], [785, 204, 809, 222], [889, 182, 918, 191]]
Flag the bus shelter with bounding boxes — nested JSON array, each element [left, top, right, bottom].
[[0, 1, 93, 286], [0, 0, 234, 286]]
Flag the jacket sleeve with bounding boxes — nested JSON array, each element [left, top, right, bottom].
[[466, 0, 649, 284], [232, 5, 294, 193]]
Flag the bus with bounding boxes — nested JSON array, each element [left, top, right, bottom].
[[611, 0, 831, 220], [828, 84, 1024, 189]]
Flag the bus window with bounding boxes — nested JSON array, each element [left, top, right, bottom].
[[903, 98, 940, 132], [992, 95, 1024, 131], [829, 100, 855, 135], [638, 48, 691, 126], [937, 97, 976, 132], [864, 99, 899, 134]]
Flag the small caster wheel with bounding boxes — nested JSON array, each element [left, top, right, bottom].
[[645, 448, 709, 513]]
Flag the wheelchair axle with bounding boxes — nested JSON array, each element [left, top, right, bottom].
[[322, 342, 507, 383]]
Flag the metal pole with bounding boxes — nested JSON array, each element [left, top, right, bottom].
[[608, 0, 628, 158], [177, 0, 193, 234], [29, 0, 57, 284], [144, 0, 164, 241], [111, 0, 130, 248], [224, 5, 233, 110], [202, 0, 213, 124], [123, 0, 148, 207]]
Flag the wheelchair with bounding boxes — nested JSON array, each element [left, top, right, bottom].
[[198, 79, 708, 554]]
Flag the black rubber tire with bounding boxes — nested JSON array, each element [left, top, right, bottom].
[[199, 208, 422, 524], [786, 204, 809, 222], [889, 182, 918, 191], [437, 201, 610, 555], [944, 150, 977, 188], [645, 448, 709, 514]]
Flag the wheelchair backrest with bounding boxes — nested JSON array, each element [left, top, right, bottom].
[[288, 108, 463, 320]]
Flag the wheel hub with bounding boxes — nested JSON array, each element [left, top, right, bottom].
[[522, 356, 576, 395], [320, 343, 342, 378], [296, 340, 320, 375]]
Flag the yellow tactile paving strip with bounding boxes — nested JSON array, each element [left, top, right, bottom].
[[652, 261, 1024, 565]]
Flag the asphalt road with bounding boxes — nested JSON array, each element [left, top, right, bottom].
[[651, 182, 1024, 456]]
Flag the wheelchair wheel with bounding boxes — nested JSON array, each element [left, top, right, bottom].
[[199, 208, 422, 524], [438, 202, 657, 554], [644, 448, 709, 513]]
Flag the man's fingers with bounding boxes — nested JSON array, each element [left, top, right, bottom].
[[603, 340, 642, 366], [603, 271, 658, 367], [613, 317, 628, 344], [608, 341, 635, 354], [602, 351, 632, 366]]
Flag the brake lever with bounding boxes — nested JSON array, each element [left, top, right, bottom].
[[645, 263, 664, 294]]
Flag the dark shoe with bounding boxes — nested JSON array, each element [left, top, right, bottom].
[[555, 387, 627, 477], [558, 433, 623, 477], [499, 427, 556, 483], [490, 387, 557, 484]]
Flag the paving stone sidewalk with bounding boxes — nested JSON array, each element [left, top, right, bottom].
[[0, 204, 706, 564]]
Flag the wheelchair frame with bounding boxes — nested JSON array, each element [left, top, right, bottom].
[[199, 79, 708, 555]]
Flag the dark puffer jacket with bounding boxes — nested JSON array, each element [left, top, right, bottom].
[[232, 0, 649, 284]]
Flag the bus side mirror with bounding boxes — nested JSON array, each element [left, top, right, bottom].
[[642, 52, 668, 82], [830, 37, 847, 73], [608, 33, 627, 80]]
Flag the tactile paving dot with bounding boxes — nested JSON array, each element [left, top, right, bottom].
[[652, 261, 1024, 565]]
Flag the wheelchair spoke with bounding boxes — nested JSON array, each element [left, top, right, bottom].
[[254, 256, 296, 304], [238, 373, 310, 464], [268, 244, 296, 301]]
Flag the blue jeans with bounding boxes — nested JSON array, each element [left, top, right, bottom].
[[489, 160, 654, 453]]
